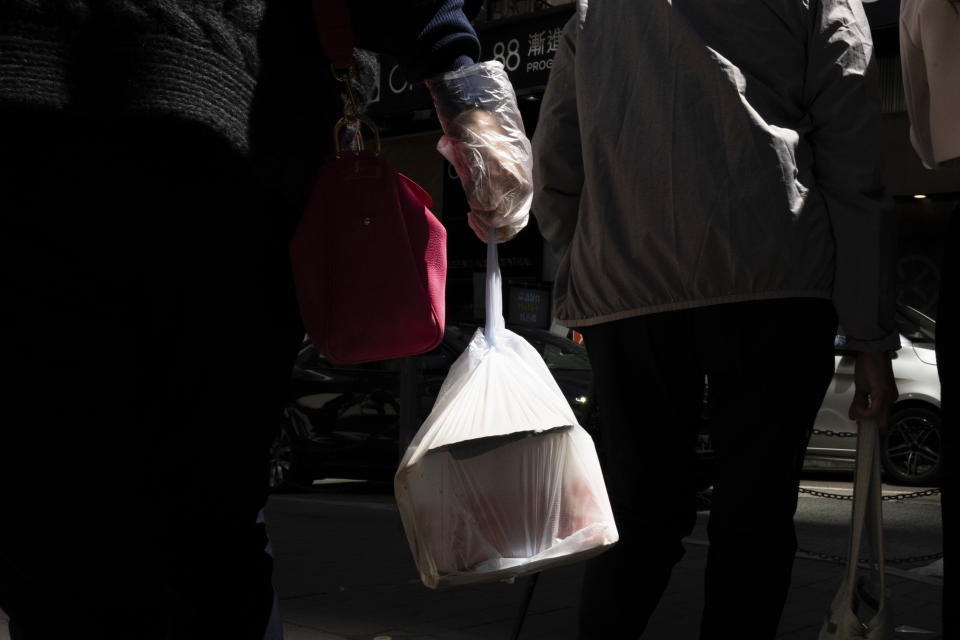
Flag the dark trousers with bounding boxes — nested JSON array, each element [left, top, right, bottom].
[[0, 114, 304, 639], [576, 298, 837, 639], [936, 209, 959, 639]]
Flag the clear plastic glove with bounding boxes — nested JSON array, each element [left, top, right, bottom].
[[427, 61, 532, 243]]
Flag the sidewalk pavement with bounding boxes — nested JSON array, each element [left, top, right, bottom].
[[263, 488, 943, 640], [0, 489, 942, 640], [270, 543, 943, 640]]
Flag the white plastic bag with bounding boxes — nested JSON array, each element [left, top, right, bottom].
[[819, 418, 891, 640], [394, 232, 618, 589]]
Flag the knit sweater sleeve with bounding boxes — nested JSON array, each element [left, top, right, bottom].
[[347, 0, 480, 81]]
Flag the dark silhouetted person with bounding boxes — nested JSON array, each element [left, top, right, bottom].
[[533, 1, 898, 637], [901, 1, 960, 636], [0, 2, 530, 638]]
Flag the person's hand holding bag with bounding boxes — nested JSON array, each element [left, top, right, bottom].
[[426, 61, 532, 243]]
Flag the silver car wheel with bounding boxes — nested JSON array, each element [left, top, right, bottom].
[[882, 408, 942, 485]]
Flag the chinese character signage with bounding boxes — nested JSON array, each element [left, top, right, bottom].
[[371, 2, 898, 118], [478, 6, 573, 94], [371, 6, 575, 117]]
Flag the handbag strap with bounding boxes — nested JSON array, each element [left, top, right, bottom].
[[864, 420, 886, 608], [845, 419, 874, 590], [818, 418, 887, 639], [312, 0, 354, 72], [845, 418, 887, 615], [310, 0, 380, 156]]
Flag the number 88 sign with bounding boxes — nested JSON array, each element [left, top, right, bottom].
[[491, 39, 521, 72]]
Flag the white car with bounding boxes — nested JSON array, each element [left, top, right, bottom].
[[805, 305, 941, 485]]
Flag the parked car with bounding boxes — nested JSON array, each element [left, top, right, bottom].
[[269, 324, 594, 489], [805, 304, 941, 485]]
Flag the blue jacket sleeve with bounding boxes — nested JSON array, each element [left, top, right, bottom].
[[347, 0, 480, 81]]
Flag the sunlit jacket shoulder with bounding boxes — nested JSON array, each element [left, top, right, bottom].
[[532, 0, 898, 351]]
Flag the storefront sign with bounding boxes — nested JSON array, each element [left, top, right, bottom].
[[507, 286, 552, 329], [370, 6, 574, 117], [477, 6, 574, 94], [371, 1, 898, 118]]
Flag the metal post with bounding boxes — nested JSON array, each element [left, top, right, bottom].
[[398, 356, 422, 460], [509, 573, 540, 640]]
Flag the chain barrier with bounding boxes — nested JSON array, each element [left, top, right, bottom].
[[811, 428, 858, 438], [882, 487, 942, 501], [796, 477, 942, 569], [798, 487, 853, 501], [700, 427, 945, 569], [798, 486, 942, 501], [887, 552, 944, 566], [802, 426, 937, 502], [798, 548, 848, 564], [798, 547, 944, 568]]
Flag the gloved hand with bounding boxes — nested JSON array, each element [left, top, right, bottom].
[[427, 61, 532, 243]]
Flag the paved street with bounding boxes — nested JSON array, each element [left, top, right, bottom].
[[0, 476, 942, 640], [261, 476, 942, 640]]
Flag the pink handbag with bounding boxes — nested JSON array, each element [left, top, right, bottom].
[[289, 0, 446, 364]]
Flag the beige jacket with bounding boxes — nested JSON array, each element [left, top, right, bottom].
[[532, 0, 898, 351], [900, 0, 960, 169]]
